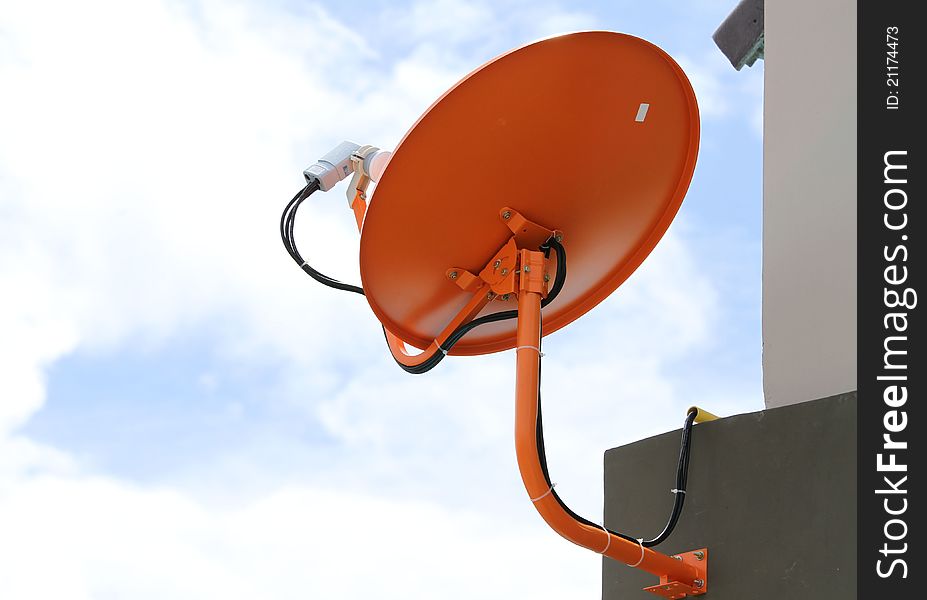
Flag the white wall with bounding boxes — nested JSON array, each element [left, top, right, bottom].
[[763, 0, 857, 407]]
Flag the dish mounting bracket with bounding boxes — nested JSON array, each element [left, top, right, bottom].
[[447, 207, 562, 302]]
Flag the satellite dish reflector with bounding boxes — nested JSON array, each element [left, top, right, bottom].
[[360, 31, 699, 355]]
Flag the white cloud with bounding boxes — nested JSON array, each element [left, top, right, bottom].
[[0, 249, 80, 435], [676, 52, 732, 119], [676, 50, 765, 134], [0, 0, 732, 597], [404, 0, 496, 43], [0, 474, 600, 600]]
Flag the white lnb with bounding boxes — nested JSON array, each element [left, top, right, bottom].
[[363, 149, 392, 183], [303, 141, 361, 191]]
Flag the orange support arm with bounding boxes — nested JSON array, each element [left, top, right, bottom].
[[513, 253, 701, 589], [384, 287, 493, 367], [351, 193, 367, 232]]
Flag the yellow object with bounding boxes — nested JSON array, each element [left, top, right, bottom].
[[688, 406, 720, 423]]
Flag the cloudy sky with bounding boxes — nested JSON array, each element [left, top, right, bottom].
[[0, 0, 763, 597]]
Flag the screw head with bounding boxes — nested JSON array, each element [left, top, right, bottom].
[[501, 294, 510, 301], [544, 273, 550, 282], [663, 586, 671, 591], [694, 579, 704, 588], [671, 555, 681, 561], [449, 271, 458, 279], [486, 292, 494, 300], [694, 551, 705, 560], [555, 233, 563, 242], [502, 210, 512, 220], [523, 265, 530, 273], [493, 259, 501, 268], [501, 268, 508, 276]]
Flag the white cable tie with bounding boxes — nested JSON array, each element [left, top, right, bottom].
[[299, 261, 309, 268], [530, 482, 556, 502], [516, 345, 545, 357], [599, 525, 612, 555], [671, 488, 686, 495], [436, 343, 448, 356], [626, 538, 646, 567]]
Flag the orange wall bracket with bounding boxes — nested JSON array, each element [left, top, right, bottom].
[[642, 548, 708, 598]]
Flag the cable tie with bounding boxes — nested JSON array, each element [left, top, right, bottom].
[[599, 525, 612, 555], [530, 482, 556, 502], [299, 261, 309, 268], [436, 344, 449, 356], [626, 538, 645, 567], [670, 488, 686, 495], [516, 345, 545, 357]]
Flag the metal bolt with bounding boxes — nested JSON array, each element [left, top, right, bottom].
[[493, 259, 501, 268], [501, 268, 508, 276], [502, 294, 510, 301], [523, 265, 531, 273], [544, 273, 550, 282], [694, 551, 705, 561], [555, 233, 563, 242], [502, 210, 512, 220], [671, 555, 681, 561], [449, 271, 458, 279], [486, 292, 494, 300], [694, 579, 704, 588]]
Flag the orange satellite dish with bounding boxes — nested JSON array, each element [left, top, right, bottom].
[[361, 31, 699, 355], [284, 30, 708, 597]]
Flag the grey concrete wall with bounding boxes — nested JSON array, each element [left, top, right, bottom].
[[763, 0, 857, 407], [602, 393, 856, 599]]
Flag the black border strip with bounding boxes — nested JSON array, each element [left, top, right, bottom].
[[858, 1, 922, 595]]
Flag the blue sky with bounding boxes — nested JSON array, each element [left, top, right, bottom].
[[0, 1, 763, 597]]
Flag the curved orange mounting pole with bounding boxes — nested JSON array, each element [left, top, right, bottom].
[[514, 250, 702, 592]]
